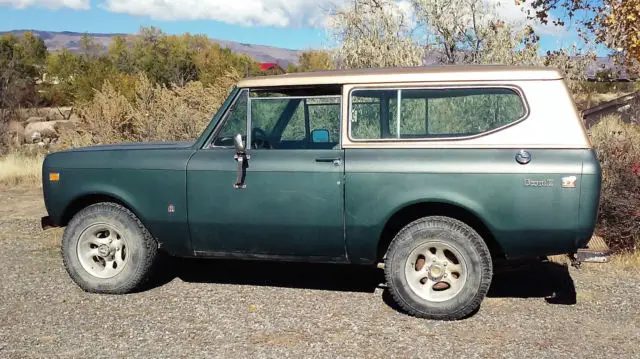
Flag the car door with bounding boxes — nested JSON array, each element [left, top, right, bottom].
[[186, 89, 347, 262]]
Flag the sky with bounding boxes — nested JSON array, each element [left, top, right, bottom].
[[0, 0, 608, 55]]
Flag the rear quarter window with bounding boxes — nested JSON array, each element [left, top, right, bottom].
[[350, 87, 526, 140]]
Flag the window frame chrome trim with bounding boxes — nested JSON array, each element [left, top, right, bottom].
[[347, 84, 530, 143], [206, 91, 343, 151], [249, 95, 342, 101], [203, 88, 249, 149]]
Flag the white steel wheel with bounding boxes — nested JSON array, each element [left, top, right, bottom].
[[77, 223, 129, 279], [62, 202, 157, 294], [384, 216, 493, 321], [404, 241, 468, 303]]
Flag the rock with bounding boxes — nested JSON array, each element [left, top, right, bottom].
[[23, 119, 77, 142], [24, 121, 58, 140], [26, 116, 47, 124], [30, 131, 42, 143]]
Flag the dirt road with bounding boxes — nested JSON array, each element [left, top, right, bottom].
[[1, 187, 638, 358]]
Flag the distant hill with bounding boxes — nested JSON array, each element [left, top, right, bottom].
[[0, 30, 303, 68]]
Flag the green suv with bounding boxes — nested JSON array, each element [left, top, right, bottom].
[[41, 65, 602, 320]]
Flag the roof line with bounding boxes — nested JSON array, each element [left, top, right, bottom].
[[237, 65, 563, 88]]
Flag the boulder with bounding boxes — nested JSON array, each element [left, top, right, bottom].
[[29, 131, 42, 143], [23, 119, 77, 142], [24, 121, 58, 140]]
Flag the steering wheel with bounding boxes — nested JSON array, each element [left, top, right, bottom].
[[251, 127, 271, 149]]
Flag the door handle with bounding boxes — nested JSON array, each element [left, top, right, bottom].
[[233, 153, 249, 189], [316, 158, 342, 166]]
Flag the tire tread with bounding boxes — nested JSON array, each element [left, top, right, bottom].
[[61, 202, 157, 294], [384, 216, 492, 320]]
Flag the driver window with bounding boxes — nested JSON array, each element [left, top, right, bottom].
[[211, 90, 248, 147], [251, 98, 302, 149], [250, 93, 341, 150]]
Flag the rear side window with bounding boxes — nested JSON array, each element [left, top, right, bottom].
[[350, 87, 526, 140]]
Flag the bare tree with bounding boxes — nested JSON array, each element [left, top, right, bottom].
[[411, 0, 491, 64], [326, 0, 424, 69], [325, 0, 595, 93]]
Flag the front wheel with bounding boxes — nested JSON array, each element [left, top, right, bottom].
[[62, 202, 158, 294], [384, 216, 493, 320]]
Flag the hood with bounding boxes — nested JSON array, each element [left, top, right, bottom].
[[62, 141, 195, 152]]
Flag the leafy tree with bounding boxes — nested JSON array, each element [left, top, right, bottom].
[[108, 35, 135, 74], [0, 32, 46, 110], [0, 32, 47, 150], [16, 31, 47, 72], [298, 50, 334, 71], [286, 63, 300, 73], [44, 49, 83, 104], [516, 0, 640, 64], [80, 33, 103, 61], [194, 43, 255, 85]]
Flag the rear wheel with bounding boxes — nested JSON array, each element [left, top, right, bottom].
[[384, 216, 492, 320], [62, 203, 157, 294]]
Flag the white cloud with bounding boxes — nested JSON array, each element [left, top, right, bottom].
[[0, 0, 567, 38], [0, 0, 89, 10], [102, 0, 348, 27], [488, 0, 567, 36]]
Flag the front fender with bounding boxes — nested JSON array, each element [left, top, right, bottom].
[[42, 148, 194, 256]]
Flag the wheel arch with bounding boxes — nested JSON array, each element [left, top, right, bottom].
[[60, 193, 142, 227], [377, 201, 505, 263]]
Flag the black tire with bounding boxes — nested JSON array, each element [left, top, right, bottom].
[[62, 202, 157, 294], [384, 216, 492, 320]]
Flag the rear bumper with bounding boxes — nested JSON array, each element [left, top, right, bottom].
[[41, 216, 59, 230]]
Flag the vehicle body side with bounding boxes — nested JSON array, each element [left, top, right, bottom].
[[340, 79, 600, 262], [41, 67, 602, 265], [42, 144, 196, 255]]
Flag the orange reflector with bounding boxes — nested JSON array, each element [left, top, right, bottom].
[[49, 173, 60, 182]]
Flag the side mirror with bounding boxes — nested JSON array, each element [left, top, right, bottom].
[[233, 133, 245, 153], [311, 129, 330, 143]]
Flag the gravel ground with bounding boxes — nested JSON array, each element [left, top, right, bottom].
[[1, 187, 639, 358]]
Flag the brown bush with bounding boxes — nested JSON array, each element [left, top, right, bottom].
[[59, 71, 239, 148], [588, 115, 640, 253]]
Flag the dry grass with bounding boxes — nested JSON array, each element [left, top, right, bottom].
[[0, 152, 44, 187], [609, 250, 640, 271]]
